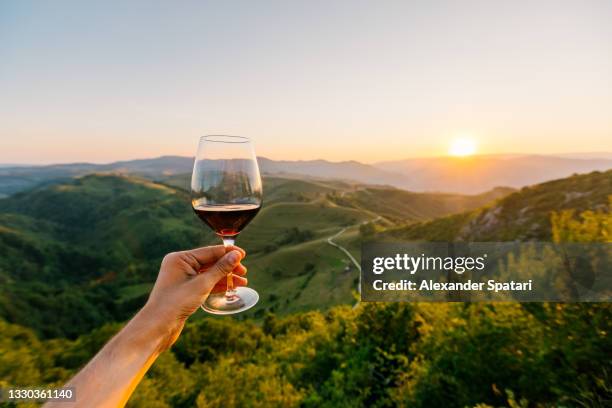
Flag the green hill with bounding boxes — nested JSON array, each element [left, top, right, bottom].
[[328, 185, 514, 222], [2, 171, 606, 338], [0, 173, 509, 337], [1, 171, 610, 407], [0, 175, 212, 338], [379, 169, 612, 241]]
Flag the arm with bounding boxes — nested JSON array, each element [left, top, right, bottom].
[[45, 245, 246, 408]]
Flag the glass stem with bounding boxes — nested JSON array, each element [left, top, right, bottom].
[[222, 236, 237, 300]]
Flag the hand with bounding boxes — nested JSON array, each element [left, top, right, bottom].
[[46, 245, 248, 408], [143, 245, 248, 349]]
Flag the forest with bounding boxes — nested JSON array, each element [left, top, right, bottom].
[[0, 170, 610, 407]]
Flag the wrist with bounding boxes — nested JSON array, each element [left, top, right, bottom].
[[126, 306, 169, 354], [137, 301, 185, 352]]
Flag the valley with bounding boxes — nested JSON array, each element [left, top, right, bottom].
[[0, 168, 609, 407], [0, 173, 513, 336]]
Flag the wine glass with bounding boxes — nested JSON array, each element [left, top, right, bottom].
[[191, 135, 263, 314]]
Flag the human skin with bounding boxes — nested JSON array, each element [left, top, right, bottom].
[[44, 245, 247, 408]]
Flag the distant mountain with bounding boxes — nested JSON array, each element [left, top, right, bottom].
[[0, 156, 404, 197], [555, 152, 612, 160], [1, 153, 611, 197], [374, 155, 612, 194], [256, 157, 406, 186], [95, 155, 194, 174], [0, 155, 194, 197]]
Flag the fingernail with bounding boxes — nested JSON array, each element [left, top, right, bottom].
[[227, 250, 240, 264]]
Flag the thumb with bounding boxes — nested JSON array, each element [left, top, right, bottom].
[[191, 250, 242, 294]]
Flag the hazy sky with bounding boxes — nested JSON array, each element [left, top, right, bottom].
[[1, 0, 611, 164]]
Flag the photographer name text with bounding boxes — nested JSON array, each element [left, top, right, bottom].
[[372, 279, 533, 292]]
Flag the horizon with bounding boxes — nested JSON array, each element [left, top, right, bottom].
[[2, 150, 612, 168], [2, 1, 612, 163]]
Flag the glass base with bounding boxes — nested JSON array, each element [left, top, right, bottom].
[[200, 287, 259, 315]]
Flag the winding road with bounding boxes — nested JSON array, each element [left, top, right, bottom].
[[327, 216, 381, 307]]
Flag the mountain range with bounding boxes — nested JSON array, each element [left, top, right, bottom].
[[1, 153, 611, 197]]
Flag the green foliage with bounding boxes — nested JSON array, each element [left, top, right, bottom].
[[128, 352, 197, 408], [195, 359, 303, 408], [330, 186, 513, 223], [172, 319, 264, 367], [386, 212, 472, 241], [0, 175, 215, 338], [551, 196, 611, 242], [0, 173, 518, 338], [382, 170, 612, 242], [1, 302, 610, 407], [359, 221, 379, 237], [1, 171, 611, 407], [0, 320, 45, 387], [262, 227, 315, 254]]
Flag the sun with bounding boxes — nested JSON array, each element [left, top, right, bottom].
[[449, 137, 477, 157]]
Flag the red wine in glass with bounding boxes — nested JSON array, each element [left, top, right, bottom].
[[193, 204, 261, 237], [191, 135, 263, 315]]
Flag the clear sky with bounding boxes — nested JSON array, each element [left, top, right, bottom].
[[1, 0, 611, 164]]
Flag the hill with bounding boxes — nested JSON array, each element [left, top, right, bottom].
[[1, 169, 606, 339], [379, 169, 612, 242], [328, 186, 514, 222], [0, 171, 610, 408], [0, 175, 212, 338], [0, 174, 506, 338]]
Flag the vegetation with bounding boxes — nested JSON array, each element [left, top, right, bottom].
[[328, 186, 513, 222], [378, 170, 612, 242], [0, 173, 504, 336], [2, 302, 610, 408], [0, 170, 610, 407], [551, 196, 612, 243]]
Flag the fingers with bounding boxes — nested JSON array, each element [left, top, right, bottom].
[[225, 245, 246, 258], [210, 275, 248, 294], [198, 262, 247, 276], [233, 263, 247, 276], [189, 249, 243, 294], [210, 250, 243, 278], [183, 245, 245, 267]]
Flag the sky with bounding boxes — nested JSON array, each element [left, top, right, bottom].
[[1, 0, 611, 164]]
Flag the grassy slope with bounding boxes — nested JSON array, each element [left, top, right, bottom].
[[0, 175, 215, 337], [329, 186, 514, 222], [379, 169, 612, 242], [0, 173, 515, 334], [1, 170, 610, 407], [161, 174, 376, 316]]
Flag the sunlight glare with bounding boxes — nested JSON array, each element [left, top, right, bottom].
[[449, 137, 477, 157]]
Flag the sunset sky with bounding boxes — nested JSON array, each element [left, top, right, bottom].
[[1, 1, 611, 164]]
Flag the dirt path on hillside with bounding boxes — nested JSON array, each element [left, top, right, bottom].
[[327, 216, 381, 307]]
